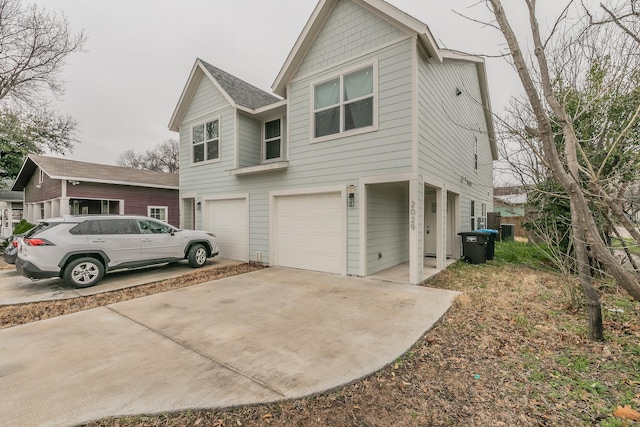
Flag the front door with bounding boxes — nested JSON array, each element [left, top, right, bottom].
[[424, 194, 437, 255]]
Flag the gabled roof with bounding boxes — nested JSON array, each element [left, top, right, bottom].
[[272, 0, 442, 97], [168, 59, 281, 132], [11, 154, 179, 191]]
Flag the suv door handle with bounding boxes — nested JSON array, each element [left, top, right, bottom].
[[140, 238, 152, 243], [91, 239, 106, 243]]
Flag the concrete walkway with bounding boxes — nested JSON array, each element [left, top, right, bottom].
[[0, 267, 459, 427]]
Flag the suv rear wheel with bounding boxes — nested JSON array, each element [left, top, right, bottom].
[[63, 257, 105, 288], [187, 244, 208, 268]]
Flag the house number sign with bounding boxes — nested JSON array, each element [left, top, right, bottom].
[[410, 201, 416, 230]]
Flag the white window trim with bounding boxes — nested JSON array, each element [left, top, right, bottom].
[[262, 116, 284, 163], [148, 206, 168, 222], [309, 60, 378, 144], [38, 169, 44, 184], [190, 115, 221, 166]]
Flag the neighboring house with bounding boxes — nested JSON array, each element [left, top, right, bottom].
[[169, 0, 497, 284], [11, 155, 180, 227], [493, 185, 527, 218], [0, 179, 24, 237]]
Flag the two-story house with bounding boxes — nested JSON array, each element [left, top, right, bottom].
[[169, 0, 497, 284]]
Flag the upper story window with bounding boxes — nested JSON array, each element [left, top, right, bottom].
[[264, 118, 282, 162], [38, 169, 44, 184], [313, 64, 375, 139], [192, 119, 219, 163]]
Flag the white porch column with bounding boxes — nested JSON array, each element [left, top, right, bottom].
[[51, 199, 60, 217], [43, 201, 52, 219], [436, 187, 447, 270], [409, 175, 424, 284], [58, 198, 70, 216]]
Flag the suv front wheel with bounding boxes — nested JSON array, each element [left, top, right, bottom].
[[187, 244, 208, 268], [63, 257, 105, 288]]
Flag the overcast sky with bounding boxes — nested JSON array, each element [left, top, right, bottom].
[[33, 0, 574, 166]]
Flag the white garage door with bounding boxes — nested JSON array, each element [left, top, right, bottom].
[[275, 192, 343, 274], [205, 198, 248, 261]]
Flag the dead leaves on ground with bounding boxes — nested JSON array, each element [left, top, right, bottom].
[[614, 405, 640, 421]]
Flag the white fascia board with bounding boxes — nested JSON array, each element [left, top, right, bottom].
[[356, 0, 443, 62], [49, 175, 179, 190], [272, 0, 333, 97], [168, 60, 204, 132]]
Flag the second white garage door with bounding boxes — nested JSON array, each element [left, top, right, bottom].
[[205, 198, 248, 261], [275, 192, 344, 274]]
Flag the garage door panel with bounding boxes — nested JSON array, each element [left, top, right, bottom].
[[275, 193, 343, 274], [206, 199, 248, 262]]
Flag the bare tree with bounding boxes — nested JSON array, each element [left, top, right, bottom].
[[117, 139, 179, 174], [0, 0, 85, 104], [485, 0, 640, 340]]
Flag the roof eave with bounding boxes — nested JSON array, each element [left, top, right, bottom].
[[11, 155, 37, 191], [53, 176, 179, 190], [272, 0, 333, 97], [168, 60, 204, 132]]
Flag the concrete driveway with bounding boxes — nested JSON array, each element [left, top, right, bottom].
[[0, 258, 241, 305], [0, 267, 459, 427]]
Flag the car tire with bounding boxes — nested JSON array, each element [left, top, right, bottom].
[[63, 257, 105, 288], [187, 244, 207, 268]]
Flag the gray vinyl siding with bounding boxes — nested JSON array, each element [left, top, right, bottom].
[[417, 57, 493, 230], [297, 0, 406, 77], [366, 182, 409, 275], [238, 113, 261, 168], [182, 76, 228, 123]]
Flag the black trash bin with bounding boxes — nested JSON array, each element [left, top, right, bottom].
[[477, 229, 498, 260], [458, 231, 489, 264]]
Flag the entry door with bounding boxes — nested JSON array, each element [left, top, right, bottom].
[[424, 195, 437, 255]]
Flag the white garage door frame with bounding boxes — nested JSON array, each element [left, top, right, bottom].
[[202, 193, 250, 262], [270, 186, 347, 275]]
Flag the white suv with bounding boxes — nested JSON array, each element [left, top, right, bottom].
[[16, 215, 219, 288]]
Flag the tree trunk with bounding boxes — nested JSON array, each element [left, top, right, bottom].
[[571, 200, 604, 341]]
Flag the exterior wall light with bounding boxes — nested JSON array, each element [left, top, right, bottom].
[[347, 185, 356, 207]]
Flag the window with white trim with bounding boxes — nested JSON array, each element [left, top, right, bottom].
[[148, 206, 168, 222], [313, 65, 374, 139], [192, 119, 219, 163], [264, 118, 282, 162], [38, 169, 44, 183]]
